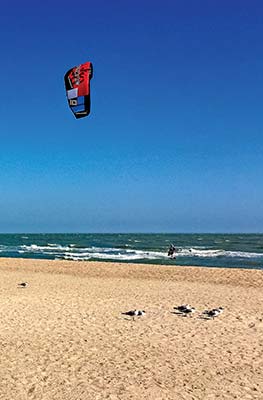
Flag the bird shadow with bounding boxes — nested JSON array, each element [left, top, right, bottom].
[[170, 312, 187, 317], [197, 315, 213, 320]]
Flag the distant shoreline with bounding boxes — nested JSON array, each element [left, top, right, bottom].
[[0, 233, 262, 270]]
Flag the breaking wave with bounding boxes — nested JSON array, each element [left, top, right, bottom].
[[0, 243, 262, 262], [0, 234, 263, 269]]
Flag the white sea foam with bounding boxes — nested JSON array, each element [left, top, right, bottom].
[[59, 247, 263, 261], [178, 248, 263, 259], [1, 242, 262, 262], [21, 244, 73, 252], [61, 248, 166, 261]]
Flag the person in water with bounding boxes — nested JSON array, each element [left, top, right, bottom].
[[168, 244, 176, 258]]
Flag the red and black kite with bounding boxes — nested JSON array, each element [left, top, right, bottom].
[[64, 61, 93, 119]]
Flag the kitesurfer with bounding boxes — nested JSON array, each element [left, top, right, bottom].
[[168, 244, 176, 259]]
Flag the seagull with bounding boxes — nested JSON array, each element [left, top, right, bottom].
[[122, 309, 146, 320], [174, 304, 191, 312], [174, 304, 196, 317], [17, 282, 29, 288], [203, 307, 224, 319]]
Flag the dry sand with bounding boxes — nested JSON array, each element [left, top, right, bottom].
[[0, 258, 263, 400]]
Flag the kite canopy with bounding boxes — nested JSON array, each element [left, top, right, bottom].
[[64, 61, 93, 119]]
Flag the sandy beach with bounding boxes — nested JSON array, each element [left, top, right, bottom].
[[0, 258, 262, 400]]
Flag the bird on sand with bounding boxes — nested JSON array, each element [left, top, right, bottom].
[[174, 304, 196, 317], [122, 309, 146, 320], [17, 282, 29, 288], [202, 307, 224, 319]]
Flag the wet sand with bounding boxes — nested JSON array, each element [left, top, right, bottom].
[[0, 258, 262, 400]]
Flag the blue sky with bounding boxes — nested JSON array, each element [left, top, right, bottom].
[[0, 0, 262, 233]]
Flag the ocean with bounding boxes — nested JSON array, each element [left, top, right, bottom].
[[0, 233, 263, 270]]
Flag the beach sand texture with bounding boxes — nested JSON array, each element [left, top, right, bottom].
[[0, 258, 262, 400]]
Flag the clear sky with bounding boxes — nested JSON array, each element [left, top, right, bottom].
[[1, 0, 262, 233]]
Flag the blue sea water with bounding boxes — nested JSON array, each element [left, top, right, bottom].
[[0, 233, 263, 270]]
